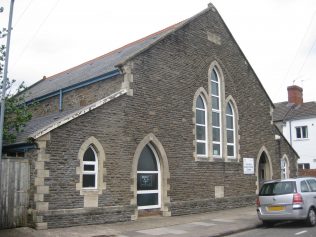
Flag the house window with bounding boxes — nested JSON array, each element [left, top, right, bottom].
[[298, 163, 310, 170], [196, 95, 208, 157], [226, 102, 235, 158], [296, 126, 308, 139], [82, 146, 98, 189], [211, 68, 221, 157]]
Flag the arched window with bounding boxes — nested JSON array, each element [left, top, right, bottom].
[[226, 102, 236, 158], [82, 146, 98, 189], [281, 156, 290, 179], [211, 68, 221, 157], [137, 144, 161, 209], [196, 95, 208, 157]]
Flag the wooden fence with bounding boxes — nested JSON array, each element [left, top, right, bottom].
[[0, 157, 29, 229]]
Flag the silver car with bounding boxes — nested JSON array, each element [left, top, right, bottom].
[[256, 177, 316, 227]]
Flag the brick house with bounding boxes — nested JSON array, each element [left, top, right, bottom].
[[4, 3, 298, 229]]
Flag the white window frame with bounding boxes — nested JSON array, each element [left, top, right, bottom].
[[281, 158, 289, 179], [137, 144, 161, 210], [82, 146, 98, 190], [196, 95, 208, 157], [211, 68, 221, 158], [295, 126, 308, 139], [226, 102, 236, 159]]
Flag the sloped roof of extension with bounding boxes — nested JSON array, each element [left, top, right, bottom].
[[274, 101, 316, 122], [12, 89, 127, 144]]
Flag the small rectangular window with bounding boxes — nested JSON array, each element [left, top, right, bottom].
[[296, 126, 308, 139], [298, 163, 310, 170]]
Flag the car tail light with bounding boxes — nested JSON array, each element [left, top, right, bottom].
[[293, 193, 303, 204], [256, 196, 260, 207]]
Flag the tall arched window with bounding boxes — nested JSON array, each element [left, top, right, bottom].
[[196, 95, 208, 157], [82, 146, 98, 189], [226, 102, 236, 158], [281, 156, 290, 179], [211, 68, 221, 157]]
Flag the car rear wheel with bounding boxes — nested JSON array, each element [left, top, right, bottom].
[[306, 208, 316, 227]]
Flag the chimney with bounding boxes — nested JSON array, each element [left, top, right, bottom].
[[287, 85, 303, 106]]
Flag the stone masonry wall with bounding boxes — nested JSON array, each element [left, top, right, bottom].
[[38, 95, 134, 228], [123, 6, 298, 213], [30, 75, 122, 118]]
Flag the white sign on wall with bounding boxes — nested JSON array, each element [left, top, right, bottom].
[[243, 158, 254, 174]]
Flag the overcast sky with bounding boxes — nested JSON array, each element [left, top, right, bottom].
[[1, 0, 316, 103]]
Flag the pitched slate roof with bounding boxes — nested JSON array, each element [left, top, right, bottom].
[[274, 101, 316, 122], [24, 21, 187, 102], [12, 89, 127, 144]]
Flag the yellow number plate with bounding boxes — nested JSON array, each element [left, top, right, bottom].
[[267, 206, 285, 211]]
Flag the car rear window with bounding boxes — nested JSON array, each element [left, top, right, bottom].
[[259, 181, 296, 196]]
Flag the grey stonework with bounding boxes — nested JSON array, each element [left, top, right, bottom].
[[22, 6, 298, 228]]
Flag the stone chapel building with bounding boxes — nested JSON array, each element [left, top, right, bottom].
[[3, 3, 298, 229]]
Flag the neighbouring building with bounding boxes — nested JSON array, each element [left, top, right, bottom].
[[274, 85, 316, 170], [2, 3, 298, 229]]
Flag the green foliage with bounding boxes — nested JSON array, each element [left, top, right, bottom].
[[1, 19, 32, 144]]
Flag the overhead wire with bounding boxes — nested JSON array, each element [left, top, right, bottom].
[[13, 0, 61, 66], [273, 10, 316, 97], [13, 0, 34, 28]]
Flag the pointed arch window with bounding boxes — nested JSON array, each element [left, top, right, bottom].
[[196, 95, 208, 157], [82, 146, 98, 189], [211, 68, 221, 157], [226, 102, 236, 158], [281, 156, 289, 179], [137, 144, 161, 209]]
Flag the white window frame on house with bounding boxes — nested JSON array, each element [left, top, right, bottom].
[[298, 163, 310, 170], [196, 95, 208, 157], [210, 68, 222, 158], [226, 102, 236, 159], [82, 146, 98, 190], [295, 126, 308, 139]]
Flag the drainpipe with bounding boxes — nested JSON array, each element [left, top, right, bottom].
[[289, 120, 292, 145], [59, 89, 63, 112]]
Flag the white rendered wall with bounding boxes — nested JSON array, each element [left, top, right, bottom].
[[283, 117, 316, 168]]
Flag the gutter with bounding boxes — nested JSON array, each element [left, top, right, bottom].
[[3, 142, 37, 153], [26, 69, 121, 108]]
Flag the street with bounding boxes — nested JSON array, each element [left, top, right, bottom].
[[228, 221, 316, 237]]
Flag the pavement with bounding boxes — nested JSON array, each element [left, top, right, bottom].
[[0, 206, 261, 237]]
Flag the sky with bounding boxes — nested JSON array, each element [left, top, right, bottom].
[[0, 0, 316, 103]]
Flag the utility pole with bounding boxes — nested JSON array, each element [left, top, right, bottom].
[[0, 0, 15, 162]]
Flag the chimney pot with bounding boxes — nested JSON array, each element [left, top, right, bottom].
[[287, 85, 303, 106]]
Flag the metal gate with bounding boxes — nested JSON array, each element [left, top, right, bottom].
[[0, 157, 29, 229]]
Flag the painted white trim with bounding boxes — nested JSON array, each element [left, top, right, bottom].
[[82, 146, 98, 189], [31, 89, 127, 140], [211, 67, 222, 158], [137, 143, 161, 210], [196, 95, 208, 157], [226, 102, 236, 159]]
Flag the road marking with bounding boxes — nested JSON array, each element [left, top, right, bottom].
[[295, 230, 307, 235]]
